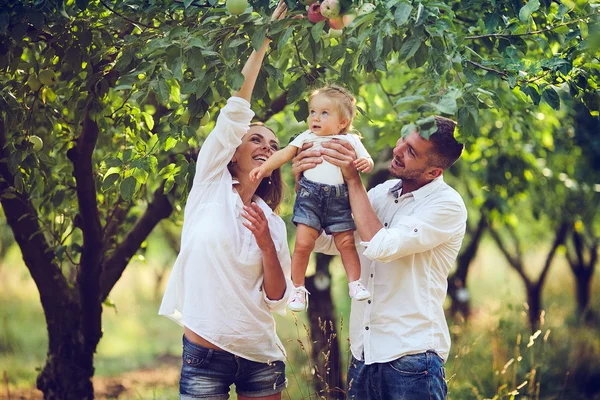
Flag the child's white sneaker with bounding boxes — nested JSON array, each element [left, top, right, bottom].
[[349, 280, 371, 301], [288, 285, 310, 312]]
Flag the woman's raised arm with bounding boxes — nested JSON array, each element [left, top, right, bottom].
[[234, 0, 287, 102]]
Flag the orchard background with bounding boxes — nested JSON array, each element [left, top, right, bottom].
[[0, 0, 599, 398]]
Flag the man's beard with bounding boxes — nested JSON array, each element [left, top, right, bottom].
[[389, 165, 427, 180]]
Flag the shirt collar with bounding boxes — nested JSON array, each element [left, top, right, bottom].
[[389, 175, 444, 200]]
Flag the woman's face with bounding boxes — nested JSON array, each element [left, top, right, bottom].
[[231, 125, 280, 177]]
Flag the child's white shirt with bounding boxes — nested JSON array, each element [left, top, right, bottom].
[[289, 130, 371, 185]]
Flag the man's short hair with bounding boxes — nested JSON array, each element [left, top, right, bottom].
[[427, 116, 464, 170]]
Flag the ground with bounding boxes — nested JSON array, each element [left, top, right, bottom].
[[0, 354, 180, 400]]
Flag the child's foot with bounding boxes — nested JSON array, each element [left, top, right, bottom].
[[288, 285, 310, 312], [349, 280, 371, 301]]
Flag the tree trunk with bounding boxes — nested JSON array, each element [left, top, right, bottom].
[[526, 284, 542, 332], [575, 270, 593, 319], [566, 230, 598, 322], [305, 253, 344, 399], [36, 298, 98, 400], [447, 217, 487, 321]]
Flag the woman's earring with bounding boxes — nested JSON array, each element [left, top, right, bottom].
[[268, 177, 272, 185]]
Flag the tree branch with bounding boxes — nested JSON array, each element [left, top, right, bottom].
[[465, 15, 593, 40], [69, 110, 104, 264], [487, 222, 529, 285], [99, 0, 157, 29], [465, 60, 508, 77], [0, 118, 71, 302], [68, 108, 106, 350], [100, 184, 173, 301], [537, 222, 569, 287]]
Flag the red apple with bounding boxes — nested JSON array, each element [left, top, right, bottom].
[[342, 10, 357, 26], [320, 0, 341, 18], [328, 15, 344, 30], [308, 3, 326, 23]]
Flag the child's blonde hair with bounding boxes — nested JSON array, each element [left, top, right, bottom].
[[309, 84, 357, 134]]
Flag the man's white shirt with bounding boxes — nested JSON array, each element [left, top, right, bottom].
[[315, 176, 467, 364]]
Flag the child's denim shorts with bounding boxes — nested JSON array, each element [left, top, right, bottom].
[[292, 176, 356, 234], [180, 335, 287, 399]]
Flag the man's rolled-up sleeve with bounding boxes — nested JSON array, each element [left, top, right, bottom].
[[360, 200, 466, 263]]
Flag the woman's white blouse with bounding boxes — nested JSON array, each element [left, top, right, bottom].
[[159, 96, 292, 363]]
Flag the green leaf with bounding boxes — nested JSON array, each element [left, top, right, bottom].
[[165, 137, 178, 151], [398, 33, 423, 61], [142, 112, 154, 131], [184, 0, 194, 7], [521, 85, 541, 105], [542, 87, 560, 110], [105, 157, 123, 168], [312, 21, 326, 42], [401, 123, 417, 137], [251, 26, 268, 51], [278, 26, 294, 49], [416, 116, 437, 139], [484, 13, 499, 33], [394, 95, 425, 107], [229, 38, 247, 48], [120, 176, 137, 201], [52, 189, 65, 208], [102, 173, 120, 191], [146, 134, 159, 153], [294, 100, 309, 123], [164, 177, 176, 194], [434, 88, 462, 115], [519, 0, 540, 22], [394, 3, 413, 26], [227, 70, 245, 91], [157, 80, 171, 104]]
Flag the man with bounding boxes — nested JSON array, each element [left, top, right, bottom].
[[292, 117, 467, 400]]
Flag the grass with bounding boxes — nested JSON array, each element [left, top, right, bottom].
[[1, 237, 600, 399]]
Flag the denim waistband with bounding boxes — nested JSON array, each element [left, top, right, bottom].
[[299, 176, 348, 198], [182, 334, 234, 360]]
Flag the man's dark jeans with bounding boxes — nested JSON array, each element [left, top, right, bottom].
[[347, 351, 447, 400]]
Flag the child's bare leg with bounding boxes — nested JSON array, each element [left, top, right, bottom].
[[332, 230, 361, 282], [291, 224, 320, 287]]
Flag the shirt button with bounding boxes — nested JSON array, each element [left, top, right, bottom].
[[365, 326, 369, 330], [368, 300, 372, 304], [394, 199, 398, 203], [370, 274, 373, 277], [324, 187, 329, 191], [384, 223, 388, 227], [414, 228, 418, 232]]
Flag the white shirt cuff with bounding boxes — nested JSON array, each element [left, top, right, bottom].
[[262, 278, 293, 316]]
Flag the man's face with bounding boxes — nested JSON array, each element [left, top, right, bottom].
[[389, 131, 436, 180]]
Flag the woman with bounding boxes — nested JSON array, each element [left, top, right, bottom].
[[159, 2, 292, 399]]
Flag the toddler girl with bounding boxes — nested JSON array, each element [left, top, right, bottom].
[[250, 85, 372, 311]]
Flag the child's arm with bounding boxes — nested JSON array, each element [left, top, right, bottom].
[[350, 134, 374, 173], [249, 145, 297, 182], [354, 156, 374, 173]]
